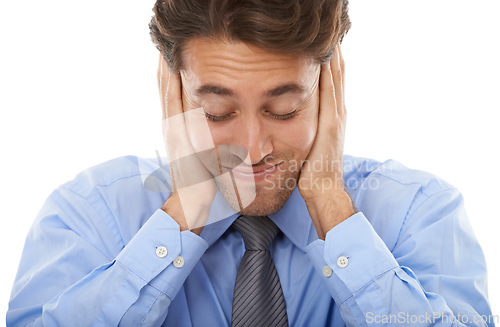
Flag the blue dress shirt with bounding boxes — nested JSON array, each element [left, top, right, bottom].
[[7, 155, 493, 326]]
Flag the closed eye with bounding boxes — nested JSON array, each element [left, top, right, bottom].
[[267, 109, 298, 121], [204, 109, 298, 122], [205, 112, 235, 122]]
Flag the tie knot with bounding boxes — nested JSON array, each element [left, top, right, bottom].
[[232, 215, 279, 251]]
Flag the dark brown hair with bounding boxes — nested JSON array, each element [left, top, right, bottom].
[[149, 0, 351, 71]]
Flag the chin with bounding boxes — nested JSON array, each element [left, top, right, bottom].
[[222, 182, 295, 217], [237, 202, 281, 217], [214, 168, 300, 217]]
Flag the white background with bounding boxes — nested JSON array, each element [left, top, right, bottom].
[[0, 0, 498, 324]]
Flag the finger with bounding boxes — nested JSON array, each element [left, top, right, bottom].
[[157, 54, 162, 94], [318, 54, 337, 130], [159, 58, 193, 161], [331, 43, 345, 117], [166, 65, 184, 119], [337, 43, 345, 100], [338, 43, 345, 80], [158, 54, 168, 120]]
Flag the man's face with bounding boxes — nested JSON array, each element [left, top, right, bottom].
[[180, 39, 320, 216]]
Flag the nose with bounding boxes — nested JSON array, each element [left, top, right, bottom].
[[231, 117, 273, 166]]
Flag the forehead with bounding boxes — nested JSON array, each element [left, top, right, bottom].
[[180, 38, 320, 92]]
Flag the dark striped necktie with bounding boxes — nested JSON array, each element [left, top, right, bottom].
[[231, 215, 288, 327]]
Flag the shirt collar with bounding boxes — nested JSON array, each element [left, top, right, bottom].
[[200, 188, 317, 252], [268, 188, 318, 252]]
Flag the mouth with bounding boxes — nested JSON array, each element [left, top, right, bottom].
[[222, 161, 284, 182]]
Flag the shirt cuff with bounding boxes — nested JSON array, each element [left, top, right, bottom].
[[149, 227, 208, 299], [307, 212, 399, 298], [116, 209, 208, 288]]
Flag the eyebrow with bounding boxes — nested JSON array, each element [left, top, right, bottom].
[[266, 84, 305, 97], [194, 83, 306, 98], [195, 85, 233, 97]]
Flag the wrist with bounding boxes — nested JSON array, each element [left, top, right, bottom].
[[305, 189, 356, 239], [162, 193, 206, 235]]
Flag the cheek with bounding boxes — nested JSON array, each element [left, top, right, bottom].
[[206, 123, 236, 146], [289, 91, 320, 156], [207, 119, 317, 147], [280, 118, 317, 156], [281, 100, 319, 157], [184, 108, 216, 152]]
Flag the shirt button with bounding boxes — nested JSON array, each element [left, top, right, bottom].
[[337, 256, 349, 268], [173, 256, 184, 268], [322, 265, 333, 277], [155, 246, 168, 258]]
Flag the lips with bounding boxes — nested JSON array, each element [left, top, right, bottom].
[[224, 161, 283, 174], [222, 161, 284, 183]]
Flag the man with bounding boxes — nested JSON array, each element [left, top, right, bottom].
[[7, 0, 493, 326]]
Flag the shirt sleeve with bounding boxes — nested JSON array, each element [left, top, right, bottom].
[[7, 186, 208, 327], [306, 187, 493, 327]]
